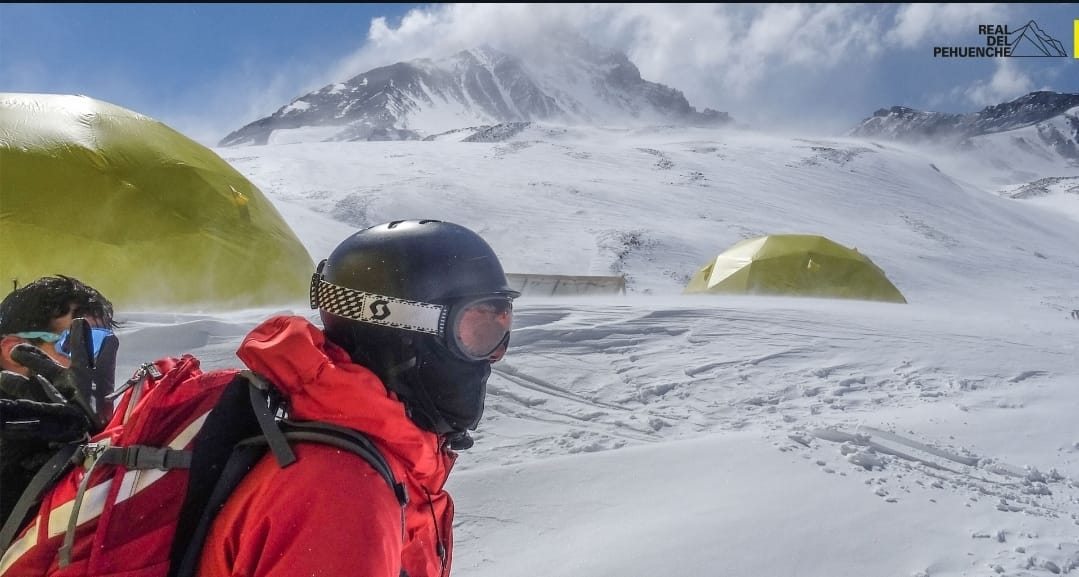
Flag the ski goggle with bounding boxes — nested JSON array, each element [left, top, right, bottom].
[[446, 296, 514, 361], [311, 277, 515, 362], [10, 327, 115, 360]]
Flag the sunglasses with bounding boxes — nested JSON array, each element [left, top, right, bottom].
[[11, 327, 115, 360]]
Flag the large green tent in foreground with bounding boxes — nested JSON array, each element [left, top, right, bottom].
[[684, 234, 907, 303], [0, 93, 314, 309]]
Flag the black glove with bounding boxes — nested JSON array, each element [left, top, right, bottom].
[[0, 367, 58, 402], [0, 370, 93, 442], [9, 317, 116, 431], [1, 370, 93, 527], [0, 395, 90, 443]]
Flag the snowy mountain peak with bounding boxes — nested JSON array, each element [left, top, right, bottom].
[[847, 91, 1079, 167], [219, 42, 730, 146], [452, 44, 506, 68], [849, 91, 1079, 141]]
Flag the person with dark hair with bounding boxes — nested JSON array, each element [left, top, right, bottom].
[[0, 276, 116, 343], [196, 219, 518, 577], [0, 275, 120, 524]]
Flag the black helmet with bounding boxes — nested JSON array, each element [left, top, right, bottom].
[[311, 220, 519, 447]]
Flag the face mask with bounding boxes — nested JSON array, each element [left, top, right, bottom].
[[405, 335, 491, 435]]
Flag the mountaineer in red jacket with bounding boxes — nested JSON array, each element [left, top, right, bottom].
[[197, 219, 519, 577]]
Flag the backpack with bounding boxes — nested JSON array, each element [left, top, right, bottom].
[[0, 354, 409, 576]]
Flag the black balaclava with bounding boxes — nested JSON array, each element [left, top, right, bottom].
[[330, 322, 490, 450], [405, 334, 490, 434]]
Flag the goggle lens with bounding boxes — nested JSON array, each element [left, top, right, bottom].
[[452, 297, 513, 360], [56, 327, 114, 360]]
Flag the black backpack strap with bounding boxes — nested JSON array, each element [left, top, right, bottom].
[[172, 372, 406, 577], [0, 441, 80, 553], [276, 420, 407, 506], [96, 445, 192, 469], [167, 373, 262, 577], [172, 437, 270, 577], [240, 370, 296, 466]]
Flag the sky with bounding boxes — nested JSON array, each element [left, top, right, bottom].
[[87, 122, 1079, 576], [2, 3, 1078, 144]]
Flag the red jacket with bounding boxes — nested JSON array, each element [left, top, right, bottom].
[[197, 315, 456, 577]]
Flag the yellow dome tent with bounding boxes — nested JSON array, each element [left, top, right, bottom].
[[0, 93, 314, 309], [684, 234, 906, 303]]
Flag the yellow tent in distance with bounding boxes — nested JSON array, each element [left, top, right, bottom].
[[684, 234, 907, 303], [0, 93, 314, 310]]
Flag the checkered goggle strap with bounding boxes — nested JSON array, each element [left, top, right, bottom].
[[310, 276, 447, 336]]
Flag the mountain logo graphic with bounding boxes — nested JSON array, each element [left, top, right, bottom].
[[934, 20, 1069, 59], [1008, 20, 1068, 57]]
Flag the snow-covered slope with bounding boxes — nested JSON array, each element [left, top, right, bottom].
[[216, 124, 1079, 314]]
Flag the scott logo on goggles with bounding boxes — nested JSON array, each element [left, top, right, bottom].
[[368, 300, 392, 320]]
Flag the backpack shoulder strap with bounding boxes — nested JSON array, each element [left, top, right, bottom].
[[0, 442, 80, 553], [276, 419, 409, 506], [172, 371, 407, 577]]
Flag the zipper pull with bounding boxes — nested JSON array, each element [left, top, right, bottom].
[[107, 362, 160, 401]]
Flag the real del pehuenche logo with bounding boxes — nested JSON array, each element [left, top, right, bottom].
[[933, 20, 1068, 58]]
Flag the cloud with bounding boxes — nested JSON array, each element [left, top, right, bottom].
[[241, 3, 1060, 138], [320, 4, 910, 131], [961, 59, 1035, 107], [886, 3, 1013, 49]]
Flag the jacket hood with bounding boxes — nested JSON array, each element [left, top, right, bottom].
[[236, 315, 451, 490]]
